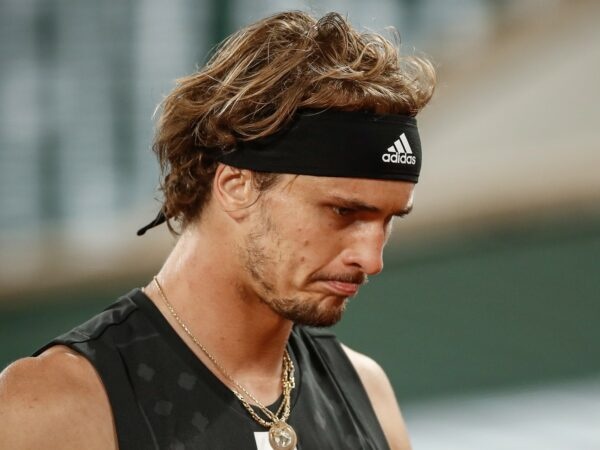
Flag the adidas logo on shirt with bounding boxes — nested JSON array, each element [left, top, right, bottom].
[[382, 133, 417, 165]]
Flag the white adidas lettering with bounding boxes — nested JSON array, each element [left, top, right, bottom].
[[381, 133, 416, 165]]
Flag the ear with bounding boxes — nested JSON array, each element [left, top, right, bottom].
[[212, 164, 257, 218]]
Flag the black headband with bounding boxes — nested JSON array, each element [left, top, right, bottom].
[[216, 109, 421, 181], [137, 108, 422, 235]]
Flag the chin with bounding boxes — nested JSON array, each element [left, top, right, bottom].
[[267, 295, 348, 328], [299, 313, 344, 328]]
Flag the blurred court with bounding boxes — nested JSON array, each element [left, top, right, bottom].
[[406, 376, 600, 449]]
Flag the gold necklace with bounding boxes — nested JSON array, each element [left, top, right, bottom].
[[152, 276, 298, 450]]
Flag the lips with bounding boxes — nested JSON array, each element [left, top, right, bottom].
[[324, 280, 361, 296]]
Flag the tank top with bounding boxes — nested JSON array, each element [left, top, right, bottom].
[[34, 288, 389, 450]]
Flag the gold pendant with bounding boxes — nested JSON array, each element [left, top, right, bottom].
[[268, 421, 297, 450]]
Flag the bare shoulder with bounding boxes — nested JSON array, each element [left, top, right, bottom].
[[0, 345, 117, 450], [342, 344, 412, 450]]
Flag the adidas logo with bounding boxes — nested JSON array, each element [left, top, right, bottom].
[[382, 133, 417, 165]]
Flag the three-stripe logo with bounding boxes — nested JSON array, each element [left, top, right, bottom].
[[382, 133, 417, 165]]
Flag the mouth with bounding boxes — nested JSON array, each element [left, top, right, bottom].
[[323, 280, 361, 297]]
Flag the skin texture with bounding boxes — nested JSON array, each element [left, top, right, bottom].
[[0, 346, 117, 450], [0, 167, 414, 450]]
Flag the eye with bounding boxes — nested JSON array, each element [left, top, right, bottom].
[[332, 206, 354, 217]]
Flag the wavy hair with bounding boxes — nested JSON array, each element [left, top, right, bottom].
[[153, 11, 436, 228]]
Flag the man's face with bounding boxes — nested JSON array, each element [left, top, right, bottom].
[[238, 174, 415, 327]]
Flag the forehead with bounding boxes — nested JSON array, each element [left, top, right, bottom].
[[275, 174, 415, 211]]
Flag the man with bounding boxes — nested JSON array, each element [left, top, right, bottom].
[[0, 11, 434, 450]]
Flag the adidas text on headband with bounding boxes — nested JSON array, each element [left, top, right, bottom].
[[215, 108, 422, 183]]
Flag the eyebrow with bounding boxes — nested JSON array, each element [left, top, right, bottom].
[[327, 195, 413, 217]]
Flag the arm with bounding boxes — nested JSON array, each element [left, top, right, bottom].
[[0, 345, 117, 450], [342, 344, 412, 450]]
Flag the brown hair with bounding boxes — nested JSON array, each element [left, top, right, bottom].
[[153, 11, 436, 228]]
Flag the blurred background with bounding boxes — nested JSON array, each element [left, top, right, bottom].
[[1, 0, 599, 448]]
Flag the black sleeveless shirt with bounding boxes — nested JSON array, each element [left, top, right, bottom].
[[34, 289, 389, 450]]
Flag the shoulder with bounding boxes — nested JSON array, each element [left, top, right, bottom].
[[0, 345, 117, 450], [342, 345, 412, 450]]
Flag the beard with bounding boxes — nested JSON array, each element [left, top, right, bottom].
[[238, 211, 351, 328], [265, 293, 348, 328]]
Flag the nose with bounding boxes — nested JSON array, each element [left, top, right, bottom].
[[341, 226, 386, 276]]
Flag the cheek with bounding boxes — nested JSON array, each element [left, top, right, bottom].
[[283, 219, 345, 270], [291, 239, 309, 266], [291, 233, 341, 270]]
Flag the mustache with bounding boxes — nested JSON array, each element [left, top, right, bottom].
[[311, 272, 368, 285]]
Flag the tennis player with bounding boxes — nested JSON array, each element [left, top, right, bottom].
[[0, 11, 435, 450]]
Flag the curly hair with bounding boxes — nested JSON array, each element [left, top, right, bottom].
[[153, 11, 436, 229]]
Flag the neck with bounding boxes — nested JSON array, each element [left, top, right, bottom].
[[143, 221, 293, 403]]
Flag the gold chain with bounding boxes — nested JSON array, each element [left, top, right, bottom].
[[152, 276, 295, 428]]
